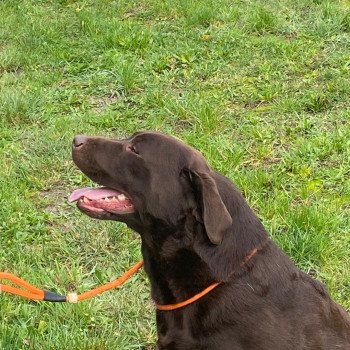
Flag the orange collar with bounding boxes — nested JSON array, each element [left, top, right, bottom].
[[155, 246, 260, 311], [155, 281, 221, 311]]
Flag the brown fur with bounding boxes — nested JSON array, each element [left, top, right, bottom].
[[72, 131, 350, 350]]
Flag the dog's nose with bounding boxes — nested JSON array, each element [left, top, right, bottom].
[[73, 135, 87, 148]]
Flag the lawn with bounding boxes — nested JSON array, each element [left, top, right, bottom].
[[0, 0, 349, 348]]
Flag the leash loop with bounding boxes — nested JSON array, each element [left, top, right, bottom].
[[0, 260, 144, 303]]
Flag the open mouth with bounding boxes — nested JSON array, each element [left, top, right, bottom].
[[68, 187, 134, 215]]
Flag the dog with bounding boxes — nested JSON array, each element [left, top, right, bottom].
[[69, 131, 350, 349]]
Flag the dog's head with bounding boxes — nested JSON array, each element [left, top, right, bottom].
[[70, 131, 232, 245]]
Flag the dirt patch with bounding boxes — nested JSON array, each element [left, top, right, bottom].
[[0, 65, 24, 75], [41, 185, 69, 215], [87, 94, 120, 113], [39, 184, 75, 233]]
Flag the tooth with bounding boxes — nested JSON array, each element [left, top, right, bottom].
[[112, 196, 119, 201], [83, 197, 89, 203], [105, 197, 110, 202], [118, 194, 126, 201], [79, 198, 83, 202]]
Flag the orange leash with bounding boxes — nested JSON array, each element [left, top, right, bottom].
[[0, 245, 263, 309], [0, 260, 144, 303], [72, 260, 144, 302], [0, 272, 45, 301], [0, 262, 220, 309]]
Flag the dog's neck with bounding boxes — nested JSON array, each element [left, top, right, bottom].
[[141, 235, 217, 304], [140, 175, 269, 304], [196, 172, 269, 281]]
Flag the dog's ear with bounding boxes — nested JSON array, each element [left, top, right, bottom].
[[184, 169, 232, 245]]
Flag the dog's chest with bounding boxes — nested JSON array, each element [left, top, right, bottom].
[[156, 311, 199, 350]]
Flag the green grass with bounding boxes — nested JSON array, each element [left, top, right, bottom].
[[0, 0, 349, 348]]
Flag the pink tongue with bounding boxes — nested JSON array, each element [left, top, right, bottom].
[[68, 187, 121, 202]]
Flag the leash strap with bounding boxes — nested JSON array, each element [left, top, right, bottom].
[[0, 260, 144, 303], [1, 244, 264, 309]]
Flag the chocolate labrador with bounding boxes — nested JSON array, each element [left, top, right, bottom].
[[69, 131, 350, 350]]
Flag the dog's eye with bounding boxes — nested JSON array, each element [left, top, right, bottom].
[[127, 145, 139, 154]]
